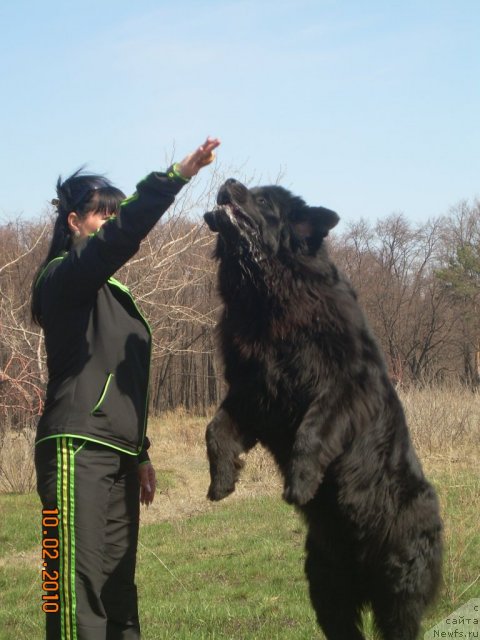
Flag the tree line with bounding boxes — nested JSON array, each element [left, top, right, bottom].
[[1, 172, 479, 443]]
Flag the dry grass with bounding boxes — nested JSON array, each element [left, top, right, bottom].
[[401, 384, 480, 472], [0, 429, 36, 493], [141, 407, 282, 525]]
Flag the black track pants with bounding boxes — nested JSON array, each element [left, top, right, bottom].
[[35, 437, 141, 640]]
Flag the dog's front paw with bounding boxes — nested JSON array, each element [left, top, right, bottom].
[[206, 456, 244, 501], [207, 480, 235, 501], [283, 484, 312, 506], [283, 470, 322, 506]]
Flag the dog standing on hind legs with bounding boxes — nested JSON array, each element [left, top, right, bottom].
[[204, 178, 443, 640]]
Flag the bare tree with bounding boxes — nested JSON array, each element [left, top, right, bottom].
[[332, 214, 456, 385], [0, 218, 49, 452], [435, 200, 480, 386]]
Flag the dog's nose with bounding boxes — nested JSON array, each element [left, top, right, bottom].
[[217, 185, 231, 205], [218, 179, 240, 205], [217, 178, 248, 205]]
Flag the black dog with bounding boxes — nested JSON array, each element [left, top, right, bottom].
[[203, 179, 442, 640]]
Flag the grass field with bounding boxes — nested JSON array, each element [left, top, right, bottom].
[[0, 386, 479, 639]]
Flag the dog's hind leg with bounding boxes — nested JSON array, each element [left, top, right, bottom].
[[371, 596, 423, 640], [206, 408, 256, 501], [305, 534, 366, 640], [371, 555, 441, 639], [371, 508, 442, 639]]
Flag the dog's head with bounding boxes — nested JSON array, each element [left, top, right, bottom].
[[204, 179, 339, 260]]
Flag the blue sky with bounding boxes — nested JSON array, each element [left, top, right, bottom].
[[1, 0, 479, 228]]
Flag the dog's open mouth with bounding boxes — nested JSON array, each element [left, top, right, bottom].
[[221, 203, 253, 227], [204, 202, 255, 234]]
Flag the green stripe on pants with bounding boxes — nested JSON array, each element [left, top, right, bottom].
[[57, 438, 77, 640]]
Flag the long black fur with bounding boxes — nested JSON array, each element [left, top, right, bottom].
[[204, 179, 443, 640]]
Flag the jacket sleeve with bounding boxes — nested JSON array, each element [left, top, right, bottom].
[[138, 436, 151, 464], [40, 171, 185, 302], [138, 450, 151, 464]]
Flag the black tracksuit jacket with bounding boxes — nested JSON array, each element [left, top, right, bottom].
[[34, 170, 186, 460]]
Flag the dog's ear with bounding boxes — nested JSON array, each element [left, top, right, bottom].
[[290, 206, 339, 253]]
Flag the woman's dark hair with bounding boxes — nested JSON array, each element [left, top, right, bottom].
[[31, 168, 126, 325]]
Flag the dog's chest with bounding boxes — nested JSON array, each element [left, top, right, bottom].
[[226, 331, 318, 404]]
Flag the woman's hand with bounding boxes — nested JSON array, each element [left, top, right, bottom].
[[176, 137, 221, 178], [139, 462, 156, 506]]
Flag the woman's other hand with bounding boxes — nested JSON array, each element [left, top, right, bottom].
[[139, 462, 156, 506]]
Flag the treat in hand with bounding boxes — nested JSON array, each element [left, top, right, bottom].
[[176, 137, 221, 178]]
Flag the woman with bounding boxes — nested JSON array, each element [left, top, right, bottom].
[[32, 137, 220, 640]]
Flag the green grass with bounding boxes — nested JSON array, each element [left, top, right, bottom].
[[0, 470, 478, 639], [0, 493, 42, 559], [137, 497, 317, 639]]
